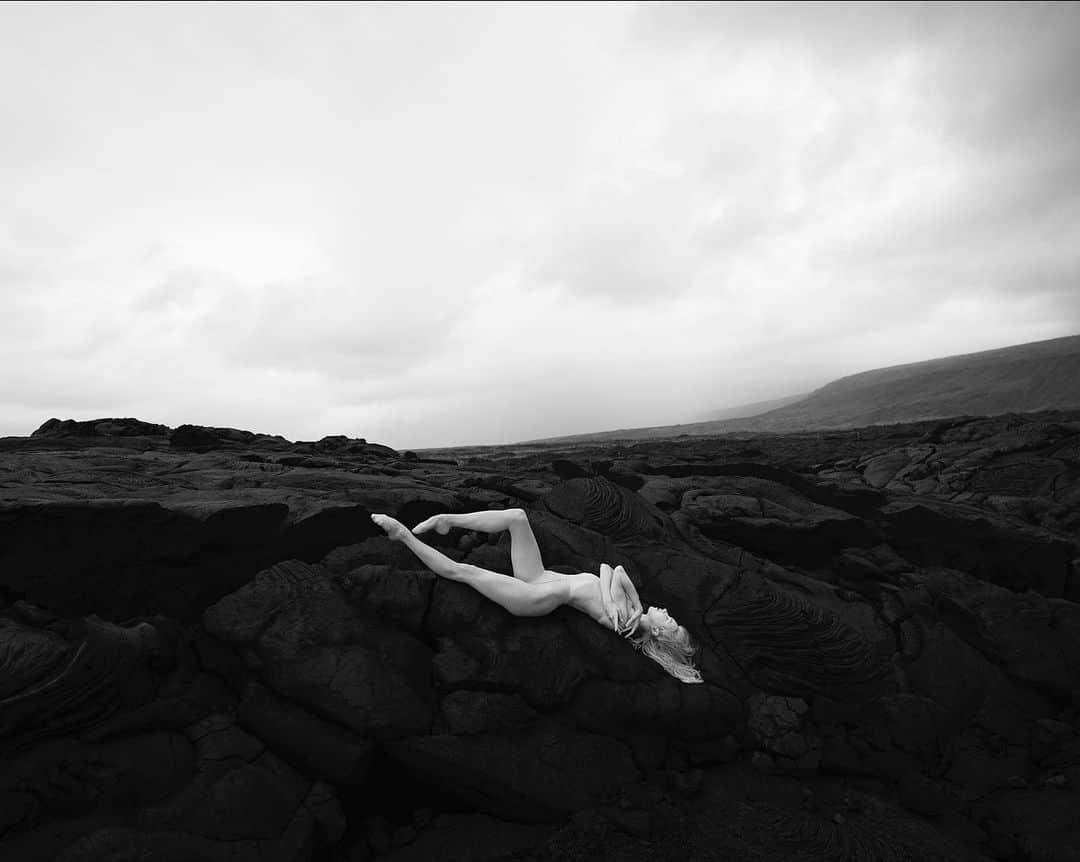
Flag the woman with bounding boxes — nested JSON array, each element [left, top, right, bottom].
[[370, 509, 703, 684]]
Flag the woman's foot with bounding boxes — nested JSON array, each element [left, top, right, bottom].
[[412, 513, 453, 535], [370, 513, 411, 542]]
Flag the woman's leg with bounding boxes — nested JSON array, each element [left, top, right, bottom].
[[414, 508, 547, 583], [451, 563, 568, 617], [371, 514, 566, 616]]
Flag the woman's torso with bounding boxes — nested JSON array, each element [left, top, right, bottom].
[[538, 570, 615, 630]]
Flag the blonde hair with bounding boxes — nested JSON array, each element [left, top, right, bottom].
[[630, 623, 704, 684]]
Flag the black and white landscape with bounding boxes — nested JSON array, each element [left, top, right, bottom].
[[2, 3, 1079, 862]]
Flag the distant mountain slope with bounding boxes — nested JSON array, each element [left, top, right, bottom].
[[520, 334, 1080, 444], [738, 333, 1080, 433], [704, 392, 810, 421]]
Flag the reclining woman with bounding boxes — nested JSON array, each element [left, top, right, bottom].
[[370, 509, 703, 684]]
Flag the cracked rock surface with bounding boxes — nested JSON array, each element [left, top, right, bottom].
[[2, 411, 1080, 861]]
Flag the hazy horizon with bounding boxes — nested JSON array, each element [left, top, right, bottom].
[[3, 3, 1078, 449]]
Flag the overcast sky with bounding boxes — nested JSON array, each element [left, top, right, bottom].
[[2, 2, 1078, 449]]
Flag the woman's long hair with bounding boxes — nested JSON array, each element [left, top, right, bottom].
[[629, 621, 704, 684]]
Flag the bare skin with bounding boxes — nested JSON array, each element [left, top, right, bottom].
[[370, 509, 675, 638]]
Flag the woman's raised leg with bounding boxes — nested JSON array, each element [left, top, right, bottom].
[[370, 513, 566, 616], [413, 508, 546, 583]]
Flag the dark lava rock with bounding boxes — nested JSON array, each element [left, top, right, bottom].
[[170, 423, 292, 452], [32, 417, 172, 439], [3, 409, 1080, 861]]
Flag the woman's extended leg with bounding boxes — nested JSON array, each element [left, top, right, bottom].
[[371, 513, 567, 617], [413, 508, 547, 583]]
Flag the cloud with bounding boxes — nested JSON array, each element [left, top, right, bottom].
[[619, 2, 1080, 337], [0, 3, 1077, 446], [530, 175, 706, 305], [131, 269, 205, 315]]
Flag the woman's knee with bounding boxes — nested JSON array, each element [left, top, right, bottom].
[[508, 507, 528, 524]]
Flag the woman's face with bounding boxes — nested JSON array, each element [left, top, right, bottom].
[[644, 606, 678, 634]]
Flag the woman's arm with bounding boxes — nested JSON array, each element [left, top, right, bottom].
[[615, 565, 642, 635], [600, 563, 640, 634], [599, 563, 619, 630]]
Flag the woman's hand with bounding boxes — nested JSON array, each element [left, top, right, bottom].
[[619, 609, 642, 637]]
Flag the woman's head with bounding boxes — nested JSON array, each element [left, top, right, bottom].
[[629, 606, 703, 684]]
